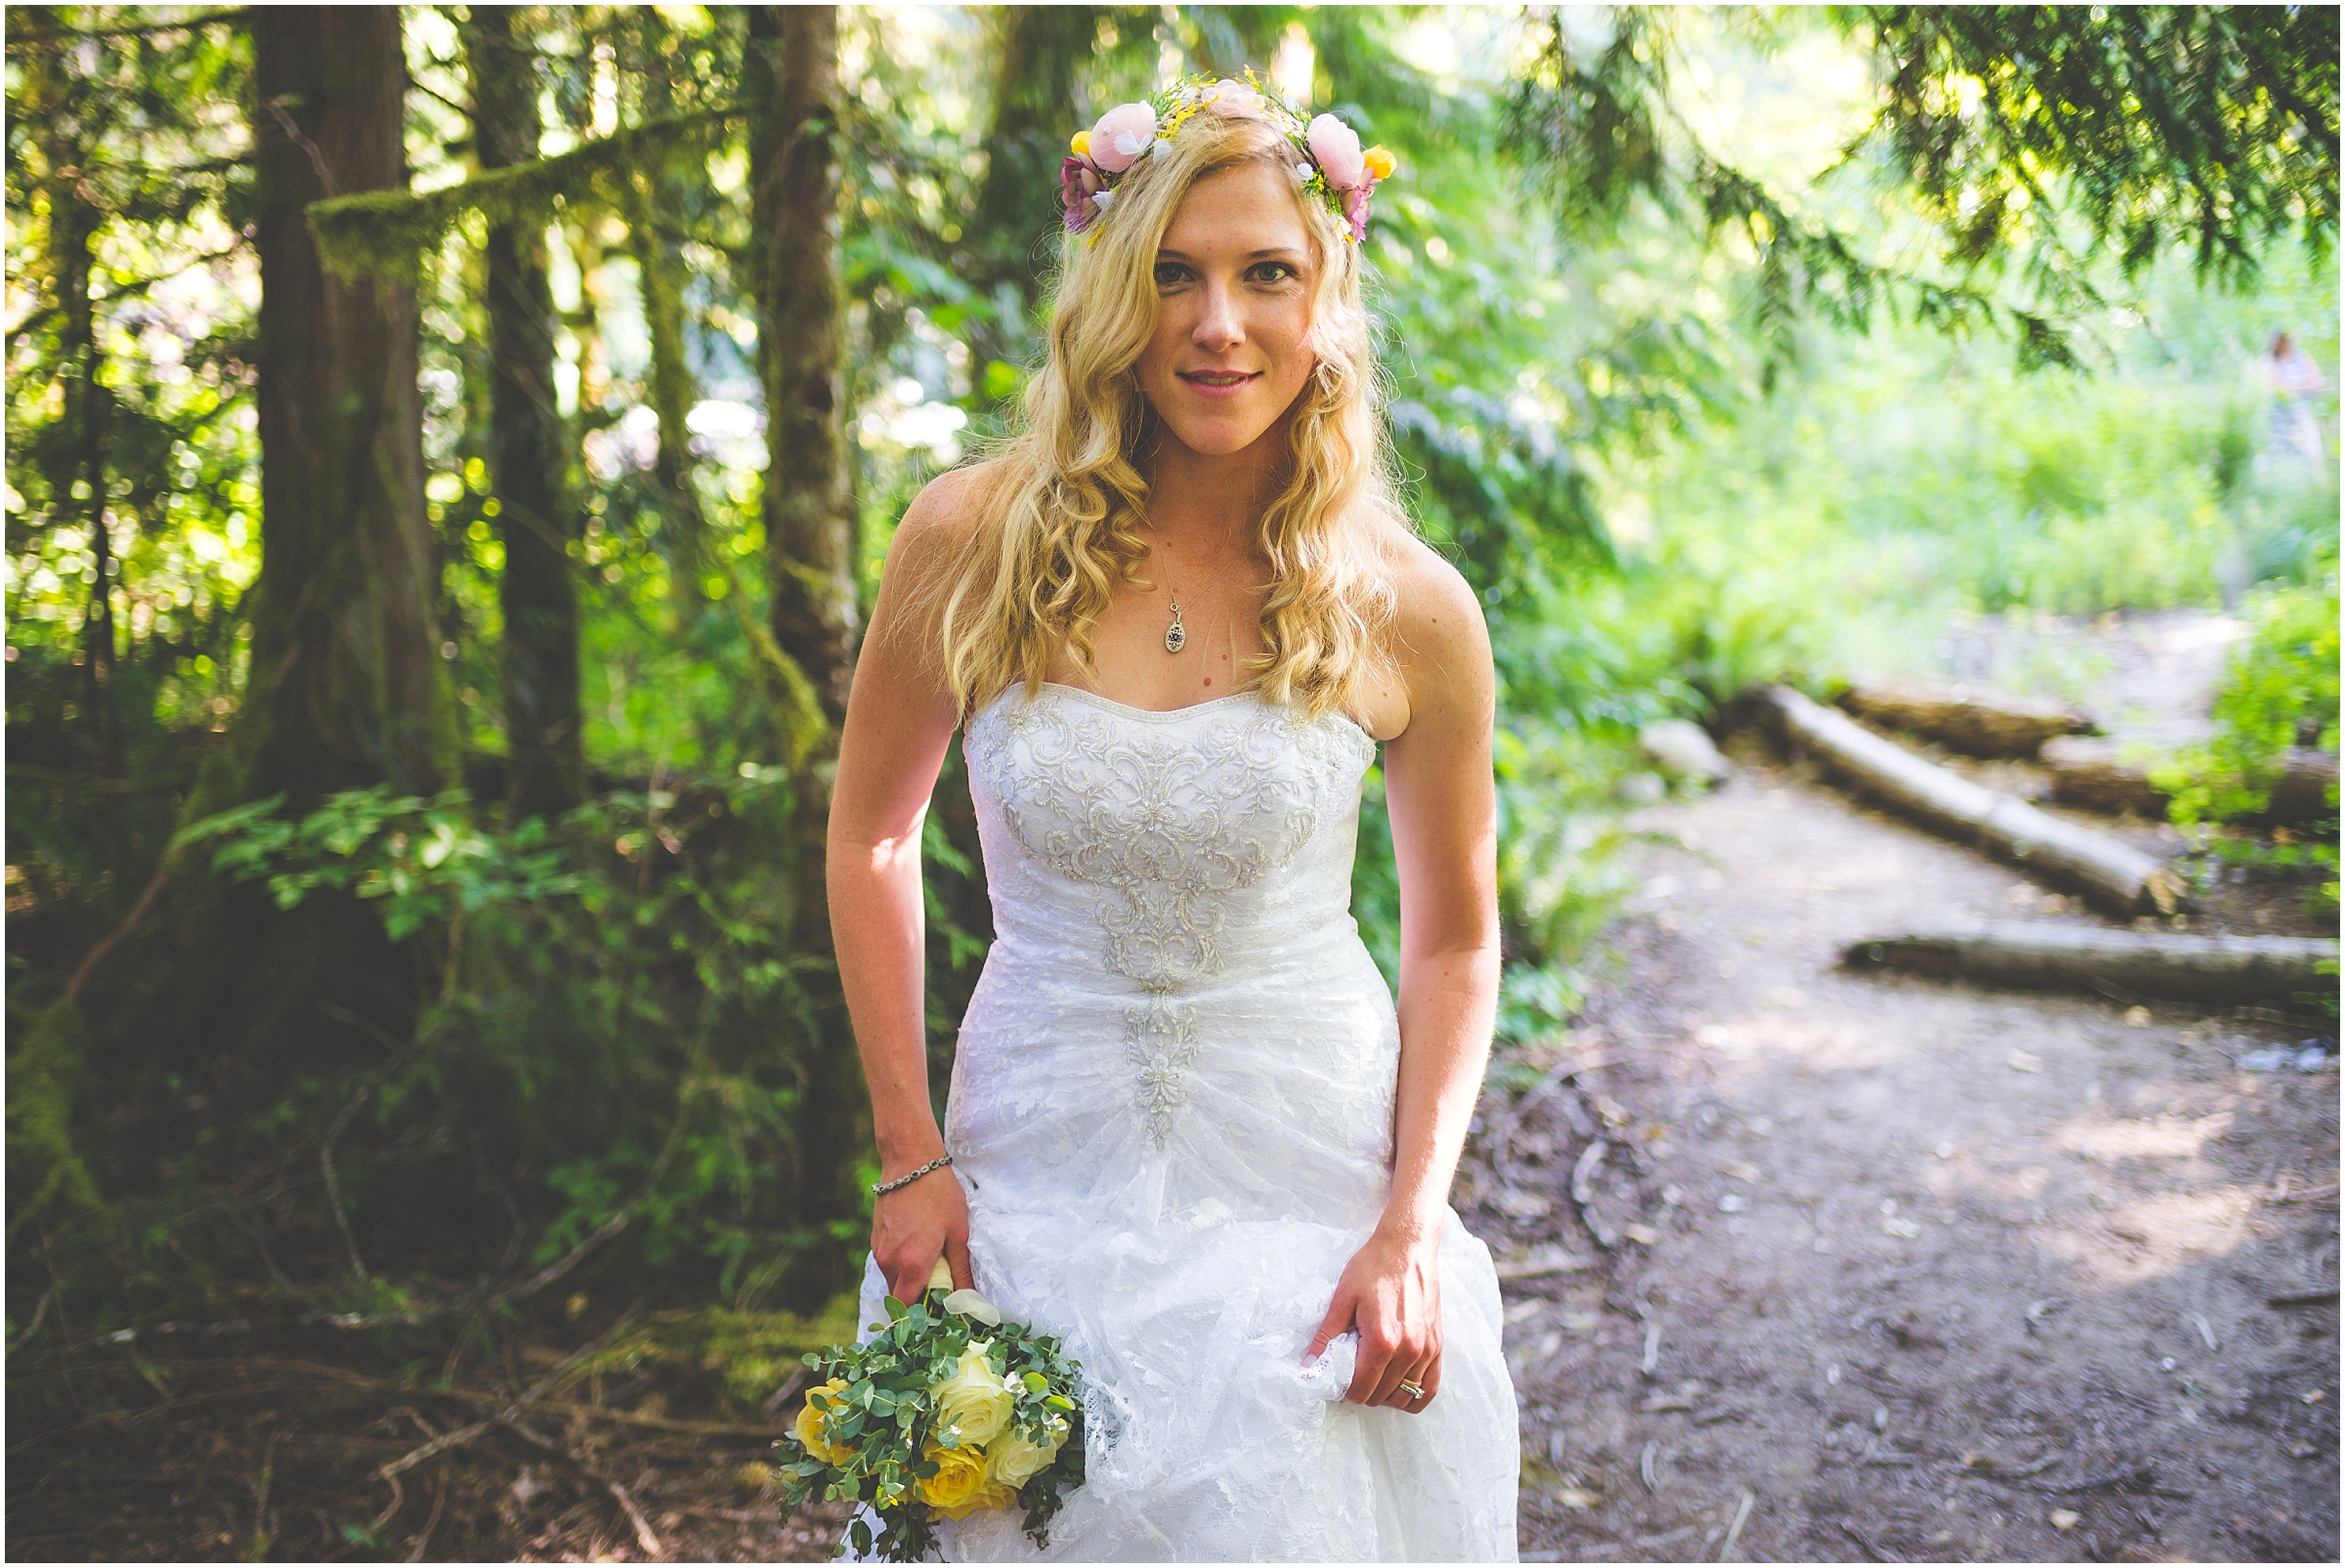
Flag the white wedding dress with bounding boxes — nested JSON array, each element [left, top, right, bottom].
[[856, 683, 1518, 1562]]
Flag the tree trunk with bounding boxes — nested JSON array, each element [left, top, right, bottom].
[[246, 5, 450, 809], [1769, 686, 2189, 916], [626, 31, 713, 609], [746, 5, 862, 1306], [469, 7, 585, 820], [149, 6, 452, 1103], [748, 4, 858, 728], [28, 21, 123, 777], [1838, 679, 2095, 760], [1843, 922, 2339, 1006]]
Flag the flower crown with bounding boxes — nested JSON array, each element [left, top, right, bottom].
[[1059, 70, 1396, 243]]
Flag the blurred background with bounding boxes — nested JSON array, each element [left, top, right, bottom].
[[5, 6, 2336, 1558]]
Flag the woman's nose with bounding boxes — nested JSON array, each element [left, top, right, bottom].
[[1191, 279, 1245, 351]]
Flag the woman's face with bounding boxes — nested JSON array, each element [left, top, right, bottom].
[[1133, 158, 1319, 460]]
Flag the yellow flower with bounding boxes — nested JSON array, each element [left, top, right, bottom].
[[1070, 130, 1092, 158], [985, 1415, 1069, 1489], [931, 1340, 1013, 1447], [1362, 145, 1396, 182], [792, 1378, 856, 1464], [917, 1441, 1017, 1520]]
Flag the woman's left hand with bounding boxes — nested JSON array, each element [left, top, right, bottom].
[[1304, 1223, 1443, 1412]]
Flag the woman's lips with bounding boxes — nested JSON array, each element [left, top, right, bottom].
[[1176, 368, 1260, 399]]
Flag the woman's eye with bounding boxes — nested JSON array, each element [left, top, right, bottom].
[[1153, 263, 1189, 286], [1250, 262, 1299, 284]]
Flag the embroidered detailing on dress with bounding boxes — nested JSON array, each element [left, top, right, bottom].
[[1123, 996, 1200, 1142], [966, 689, 1373, 1144]]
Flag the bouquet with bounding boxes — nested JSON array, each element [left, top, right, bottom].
[[777, 1258, 1085, 1561]]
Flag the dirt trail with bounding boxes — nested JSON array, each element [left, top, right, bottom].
[[1480, 747, 2338, 1564]]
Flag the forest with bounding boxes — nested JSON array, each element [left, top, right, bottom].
[[5, 5, 2338, 1561]]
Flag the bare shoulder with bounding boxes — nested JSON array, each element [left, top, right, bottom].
[[1373, 524, 1493, 705], [885, 458, 1013, 581]]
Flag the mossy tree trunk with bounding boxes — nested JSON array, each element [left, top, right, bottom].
[[164, 6, 453, 1099], [627, 27, 714, 611], [746, 4, 863, 1304], [749, 5, 858, 726], [469, 7, 585, 820], [247, 5, 449, 809]]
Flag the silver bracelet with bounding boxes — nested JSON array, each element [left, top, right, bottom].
[[872, 1153, 953, 1197]]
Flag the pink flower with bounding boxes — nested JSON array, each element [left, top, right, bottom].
[[1060, 156, 1103, 232], [1306, 113, 1367, 191], [1200, 79, 1265, 119], [1087, 102, 1159, 173], [1343, 183, 1372, 242]]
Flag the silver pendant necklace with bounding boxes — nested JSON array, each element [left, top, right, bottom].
[[1164, 593, 1186, 655]]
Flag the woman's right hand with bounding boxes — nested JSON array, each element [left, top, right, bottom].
[[872, 1165, 974, 1306]]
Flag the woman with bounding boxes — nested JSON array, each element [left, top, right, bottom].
[[828, 74, 1517, 1560]]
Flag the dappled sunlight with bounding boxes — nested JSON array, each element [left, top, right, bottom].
[[2054, 1104, 2236, 1167]]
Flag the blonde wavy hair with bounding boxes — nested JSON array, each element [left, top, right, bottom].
[[930, 107, 1405, 722]]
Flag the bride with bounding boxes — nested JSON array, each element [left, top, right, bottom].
[[827, 74, 1518, 1561]]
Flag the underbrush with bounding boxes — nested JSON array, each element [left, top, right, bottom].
[[2157, 577, 2343, 915]]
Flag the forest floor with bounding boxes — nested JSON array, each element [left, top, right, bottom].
[[9, 613, 2333, 1563], [1485, 611, 2339, 1564]]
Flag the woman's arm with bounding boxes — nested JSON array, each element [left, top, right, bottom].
[[828, 468, 991, 1305], [1306, 540, 1500, 1411]]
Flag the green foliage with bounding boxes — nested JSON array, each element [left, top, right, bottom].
[[2153, 579, 2341, 911], [1862, 6, 2341, 287], [11, 4, 2340, 1358], [174, 786, 583, 941]]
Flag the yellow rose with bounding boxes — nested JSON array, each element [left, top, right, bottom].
[[984, 1415, 1069, 1489], [931, 1339, 1013, 1447], [917, 1441, 1017, 1520], [1069, 130, 1092, 158], [792, 1378, 855, 1464], [1362, 145, 1396, 181]]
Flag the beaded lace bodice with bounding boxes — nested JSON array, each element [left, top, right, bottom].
[[961, 684, 1378, 1149]]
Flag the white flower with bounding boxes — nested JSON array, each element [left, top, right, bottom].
[[1090, 189, 1114, 211], [941, 1288, 1003, 1327], [1151, 137, 1173, 160]]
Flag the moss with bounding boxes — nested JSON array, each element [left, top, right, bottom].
[[562, 1296, 863, 1412], [6, 999, 111, 1243], [308, 109, 735, 281]]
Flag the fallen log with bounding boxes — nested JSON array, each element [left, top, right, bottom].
[[1769, 686, 2188, 916], [1842, 922, 2339, 1005], [2040, 737, 2170, 818], [2266, 748, 2341, 826], [1840, 678, 2095, 759], [2044, 737, 2339, 826]]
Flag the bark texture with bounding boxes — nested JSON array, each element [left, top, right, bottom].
[[157, 7, 451, 1101], [1769, 686, 2188, 917], [247, 5, 450, 809], [1844, 922, 2340, 1005], [746, 5, 863, 1306], [1840, 679, 2095, 760], [470, 7, 584, 819], [749, 4, 858, 729]]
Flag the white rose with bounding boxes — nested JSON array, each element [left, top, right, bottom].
[[931, 1339, 1014, 1447], [985, 1415, 1069, 1488]]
